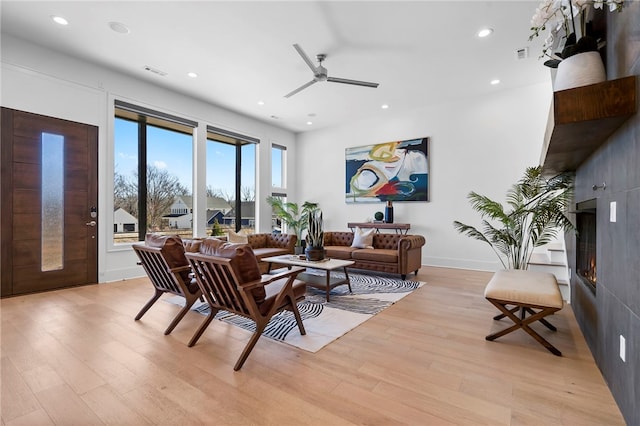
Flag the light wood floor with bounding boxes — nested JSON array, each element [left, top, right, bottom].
[[1, 266, 624, 425]]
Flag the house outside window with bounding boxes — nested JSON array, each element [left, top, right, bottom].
[[113, 100, 195, 243], [206, 127, 257, 235]]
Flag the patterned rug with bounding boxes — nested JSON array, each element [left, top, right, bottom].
[[166, 270, 424, 352]]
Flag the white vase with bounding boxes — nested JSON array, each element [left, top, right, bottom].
[[553, 51, 606, 92]]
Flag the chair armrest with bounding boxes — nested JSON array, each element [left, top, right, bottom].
[[168, 265, 191, 274], [239, 266, 305, 290]]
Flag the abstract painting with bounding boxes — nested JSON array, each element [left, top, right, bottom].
[[345, 137, 429, 203]]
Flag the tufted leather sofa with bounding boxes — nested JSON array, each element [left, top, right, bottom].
[[213, 233, 297, 273], [323, 231, 425, 279], [246, 233, 297, 273]]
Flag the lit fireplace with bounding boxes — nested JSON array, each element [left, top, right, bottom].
[[576, 199, 596, 291]]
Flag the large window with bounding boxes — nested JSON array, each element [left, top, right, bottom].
[[271, 144, 287, 233], [272, 144, 286, 189], [206, 127, 257, 235], [113, 101, 195, 243]]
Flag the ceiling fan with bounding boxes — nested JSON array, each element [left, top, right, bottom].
[[284, 44, 379, 98]]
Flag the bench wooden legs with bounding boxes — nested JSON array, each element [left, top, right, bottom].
[[486, 298, 562, 356]]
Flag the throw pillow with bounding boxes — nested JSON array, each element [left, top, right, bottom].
[[227, 230, 249, 244], [351, 226, 375, 249]]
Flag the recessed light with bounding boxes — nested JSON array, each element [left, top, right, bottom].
[[51, 16, 68, 26], [477, 28, 493, 38], [257, 101, 265, 105], [306, 121, 313, 125], [187, 72, 198, 78], [381, 104, 389, 109], [108, 21, 130, 34], [490, 79, 501, 85]]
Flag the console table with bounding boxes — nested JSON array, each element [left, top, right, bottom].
[[347, 222, 411, 234]]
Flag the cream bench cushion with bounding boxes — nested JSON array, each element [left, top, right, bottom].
[[484, 269, 562, 309]]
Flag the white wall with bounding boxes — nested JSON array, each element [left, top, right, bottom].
[[295, 82, 553, 271], [1, 34, 297, 282], [1, 33, 554, 280]]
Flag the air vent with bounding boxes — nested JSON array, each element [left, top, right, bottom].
[[516, 47, 529, 60], [143, 66, 167, 76]]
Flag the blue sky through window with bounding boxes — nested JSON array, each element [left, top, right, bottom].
[[114, 118, 259, 196]]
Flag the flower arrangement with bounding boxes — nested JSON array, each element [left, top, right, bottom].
[[529, 0, 624, 67]]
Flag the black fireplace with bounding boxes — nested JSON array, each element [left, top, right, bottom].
[[576, 199, 597, 292]]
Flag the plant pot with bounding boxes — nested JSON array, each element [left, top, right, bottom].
[[554, 51, 606, 92], [305, 246, 325, 261], [294, 246, 304, 255]]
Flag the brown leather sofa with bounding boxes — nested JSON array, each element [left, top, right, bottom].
[[323, 231, 425, 279], [245, 233, 297, 273]]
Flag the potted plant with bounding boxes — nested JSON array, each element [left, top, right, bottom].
[[528, 0, 625, 90], [305, 209, 325, 261], [453, 166, 574, 270], [266, 196, 318, 254]]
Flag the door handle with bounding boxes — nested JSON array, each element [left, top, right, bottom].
[[86, 221, 97, 227]]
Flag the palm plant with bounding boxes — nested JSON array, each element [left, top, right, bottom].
[[453, 166, 575, 270], [266, 196, 318, 246]]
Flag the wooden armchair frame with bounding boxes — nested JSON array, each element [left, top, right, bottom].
[[133, 243, 202, 335], [185, 251, 307, 371]]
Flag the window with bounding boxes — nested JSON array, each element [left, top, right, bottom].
[[113, 101, 195, 243], [206, 127, 257, 235], [271, 145, 287, 233], [272, 144, 286, 189]]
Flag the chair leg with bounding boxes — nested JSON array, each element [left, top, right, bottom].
[[493, 305, 520, 321], [290, 299, 306, 336], [164, 294, 200, 335], [234, 321, 267, 371], [135, 289, 164, 321], [485, 299, 562, 356], [187, 308, 220, 347]]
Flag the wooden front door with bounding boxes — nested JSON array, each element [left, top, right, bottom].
[[1, 108, 98, 296]]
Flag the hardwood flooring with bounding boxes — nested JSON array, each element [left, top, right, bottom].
[[1, 266, 624, 425]]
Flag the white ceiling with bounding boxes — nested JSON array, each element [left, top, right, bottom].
[[1, 1, 548, 133]]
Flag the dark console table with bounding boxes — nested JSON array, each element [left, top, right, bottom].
[[347, 222, 411, 235]]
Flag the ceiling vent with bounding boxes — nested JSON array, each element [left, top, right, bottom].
[[143, 66, 167, 76], [515, 47, 529, 60]]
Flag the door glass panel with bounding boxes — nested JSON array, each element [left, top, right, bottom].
[[41, 132, 64, 271]]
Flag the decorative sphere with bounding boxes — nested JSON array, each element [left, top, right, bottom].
[[374, 211, 384, 221]]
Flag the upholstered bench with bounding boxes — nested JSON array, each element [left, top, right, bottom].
[[484, 269, 563, 356]]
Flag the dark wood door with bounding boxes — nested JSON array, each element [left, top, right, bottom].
[[1, 108, 98, 296]]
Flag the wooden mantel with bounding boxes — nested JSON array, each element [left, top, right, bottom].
[[540, 76, 637, 174]]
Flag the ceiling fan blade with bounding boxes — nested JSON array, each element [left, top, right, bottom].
[[292, 44, 317, 74], [327, 76, 379, 88], [284, 80, 317, 98]]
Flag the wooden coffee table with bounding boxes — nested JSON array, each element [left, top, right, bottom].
[[262, 255, 354, 302]]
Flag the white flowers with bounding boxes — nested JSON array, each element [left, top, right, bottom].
[[529, 0, 624, 60]]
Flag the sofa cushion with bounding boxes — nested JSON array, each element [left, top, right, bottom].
[[252, 247, 290, 261], [351, 248, 398, 264], [228, 230, 249, 244], [351, 226, 375, 249], [325, 245, 359, 260], [247, 233, 267, 248], [199, 238, 265, 303]]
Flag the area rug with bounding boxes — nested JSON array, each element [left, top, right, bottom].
[[166, 271, 424, 352]]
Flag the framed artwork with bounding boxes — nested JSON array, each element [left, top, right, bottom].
[[345, 137, 429, 203]]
